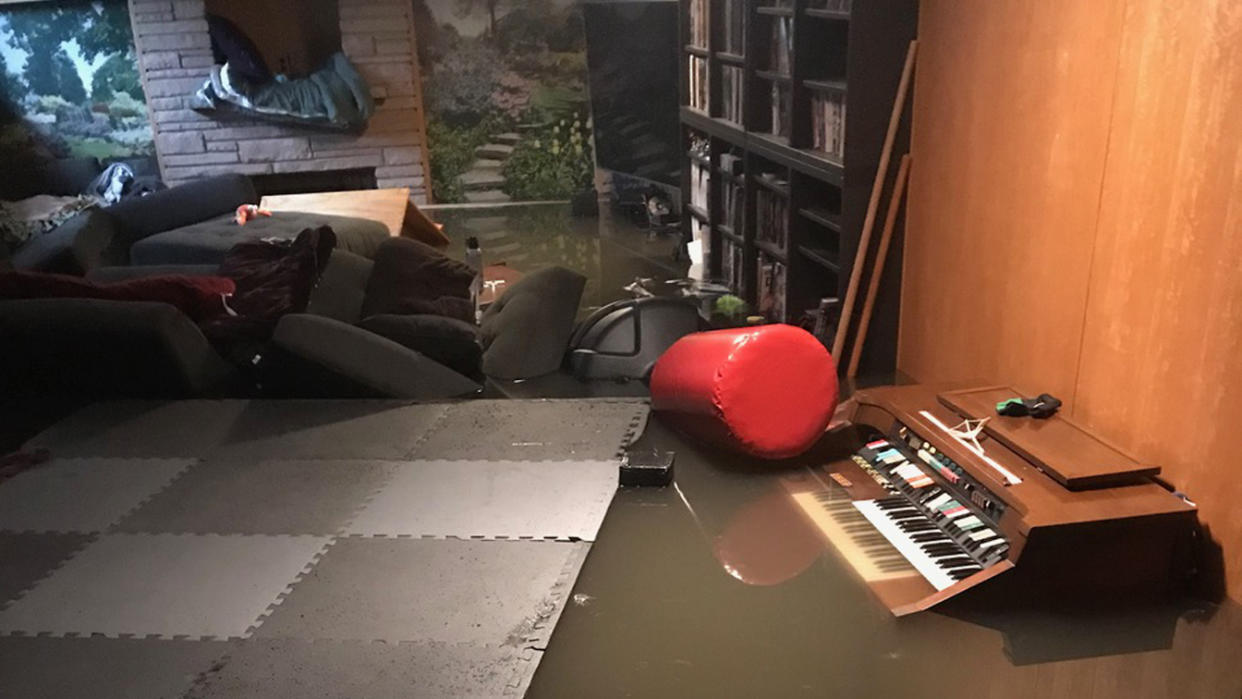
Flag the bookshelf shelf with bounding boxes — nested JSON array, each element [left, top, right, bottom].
[[757, 238, 789, 262], [680, 0, 916, 373], [803, 78, 848, 93], [799, 207, 842, 233], [798, 245, 842, 273], [756, 70, 793, 84], [717, 224, 744, 244], [751, 174, 791, 197], [805, 7, 850, 21], [755, 5, 794, 17]]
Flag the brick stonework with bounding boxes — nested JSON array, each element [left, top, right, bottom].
[[130, 0, 430, 203]]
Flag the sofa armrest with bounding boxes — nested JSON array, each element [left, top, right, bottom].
[[268, 313, 482, 399], [479, 266, 586, 379], [102, 174, 258, 262], [11, 209, 116, 275], [0, 298, 239, 398]]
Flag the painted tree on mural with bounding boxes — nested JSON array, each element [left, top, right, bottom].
[[0, 0, 152, 159], [455, 0, 505, 39]]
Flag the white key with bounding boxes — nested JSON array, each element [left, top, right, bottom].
[[854, 500, 959, 591]]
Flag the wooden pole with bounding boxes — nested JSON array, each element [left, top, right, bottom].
[[848, 154, 911, 378], [831, 40, 917, 363]]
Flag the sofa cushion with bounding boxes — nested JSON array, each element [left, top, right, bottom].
[[306, 249, 373, 324], [0, 156, 102, 201], [361, 237, 475, 322], [130, 210, 389, 266], [358, 314, 482, 378], [104, 174, 258, 263], [0, 270, 234, 322], [479, 266, 586, 380]]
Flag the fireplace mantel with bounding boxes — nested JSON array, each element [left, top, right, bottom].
[[128, 0, 430, 204]]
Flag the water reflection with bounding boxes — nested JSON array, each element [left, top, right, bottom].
[[528, 416, 1242, 698]]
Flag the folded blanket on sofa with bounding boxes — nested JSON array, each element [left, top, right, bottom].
[[0, 195, 100, 255]]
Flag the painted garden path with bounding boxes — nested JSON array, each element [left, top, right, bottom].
[[464, 132, 521, 204]]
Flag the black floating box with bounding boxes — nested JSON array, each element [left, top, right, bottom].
[[620, 449, 675, 487]]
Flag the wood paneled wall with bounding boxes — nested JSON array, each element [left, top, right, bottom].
[[902, 0, 1242, 601]]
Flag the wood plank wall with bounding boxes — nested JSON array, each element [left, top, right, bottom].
[[902, 0, 1242, 601]]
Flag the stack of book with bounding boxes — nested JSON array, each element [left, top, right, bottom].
[[722, 239, 745, 292], [689, 56, 708, 112], [721, 178, 745, 233], [770, 83, 791, 138], [758, 255, 788, 321], [690, 161, 710, 215], [689, 0, 708, 48], [723, 0, 745, 53], [812, 91, 847, 160], [756, 184, 789, 250], [769, 17, 792, 75], [694, 219, 711, 269], [722, 66, 744, 124]]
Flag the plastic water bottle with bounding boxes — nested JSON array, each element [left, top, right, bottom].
[[465, 236, 483, 322]]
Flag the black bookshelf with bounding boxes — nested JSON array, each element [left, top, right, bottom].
[[679, 0, 916, 374]]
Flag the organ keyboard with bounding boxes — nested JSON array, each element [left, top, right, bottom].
[[783, 385, 1199, 616]]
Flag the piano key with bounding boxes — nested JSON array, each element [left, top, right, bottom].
[[790, 489, 919, 583], [854, 500, 962, 591]]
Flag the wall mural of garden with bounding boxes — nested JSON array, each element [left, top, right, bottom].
[[0, 0, 153, 166], [415, 0, 595, 204]]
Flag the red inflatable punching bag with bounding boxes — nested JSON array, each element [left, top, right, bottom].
[[649, 324, 839, 459]]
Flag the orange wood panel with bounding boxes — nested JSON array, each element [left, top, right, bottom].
[[1071, 0, 1242, 602], [899, 0, 1125, 400]]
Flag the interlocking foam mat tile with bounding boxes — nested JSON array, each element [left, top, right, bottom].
[[253, 538, 589, 646], [346, 460, 618, 541], [0, 531, 95, 608], [23, 401, 251, 458], [0, 458, 192, 534], [3, 398, 639, 696], [0, 533, 331, 640], [115, 458, 400, 536], [25, 401, 453, 462], [0, 636, 228, 699], [407, 399, 650, 461], [211, 401, 450, 461], [183, 638, 531, 699]]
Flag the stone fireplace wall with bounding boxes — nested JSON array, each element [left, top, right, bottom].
[[128, 0, 430, 203]]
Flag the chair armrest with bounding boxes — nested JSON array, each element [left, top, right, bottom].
[[11, 209, 116, 275], [268, 313, 482, 399]]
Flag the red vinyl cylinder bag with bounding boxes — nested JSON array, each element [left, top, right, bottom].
[[649, 324, 839, 459]]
